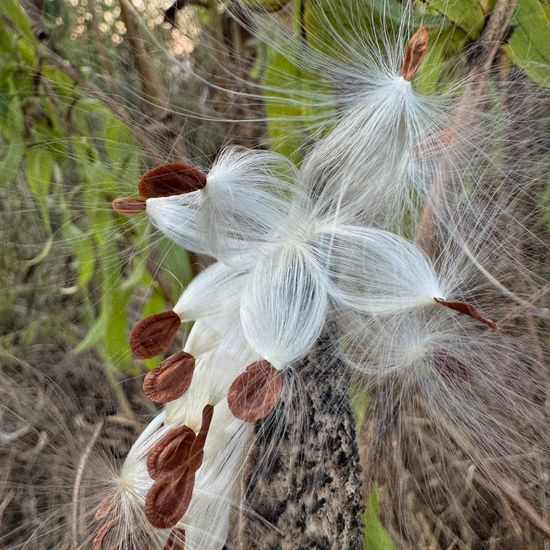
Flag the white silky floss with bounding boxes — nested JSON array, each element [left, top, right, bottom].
[[173, 261, 247, 335], [145, 148, 300, 268], [112, 370, 250, 550], [239, 239, 329, 370], [310, 224, 446, 315]]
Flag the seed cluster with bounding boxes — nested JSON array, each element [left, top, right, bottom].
[[91, 19, 546, 549]]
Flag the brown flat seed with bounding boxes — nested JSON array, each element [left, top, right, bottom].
[[129, 310, 181, 359], [145, 470, 196, 529], [163, 528, 186, 550], [227, 360, 283, 423], [402, 28, 429, 81], [187, 404, 214, 473], [138, 163, 207, 199], [412, 131, 454, 159], [93, 516, 120, 550], [143, 351, 196, 403], [147, 425, 196, 480], [434, 297, 497, 330], [112, 197, 146, 215], [432, 350, 473, 383], [95, 491, 116, 521]]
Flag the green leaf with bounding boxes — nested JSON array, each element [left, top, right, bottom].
[[0, 141, 24, 186], [155, 235, 192, 299], [308, 0, 446, 53], [0, 96, 24, 141], [240, 0, 290, 9], [263, 47, 305, 162], [425, 0, 485, 39], [415, 27, 469, 94], [17, 36, 37, 66], [363, 487, 395, 550], [0, 0, 35, 42], [74, 235, 134, 375], [104, 117, 137, 163], [64, 224, 96, 287], [25, 147, 54, 228], [502, 0, 550, 87], [0, 20, 18, 54], [41, 66, 76, 101]]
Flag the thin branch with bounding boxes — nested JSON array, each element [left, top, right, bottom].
[[118, 0, 188, 161], [482, 467, 550, 539], [415, 0, 518, 250], [71, 419, 105, 549]]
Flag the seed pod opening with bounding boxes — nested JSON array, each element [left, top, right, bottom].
[[143, 351, 196, 403], [138, 163, 207, 199], [227, 360, 283, 422], [129, 310, 181, 359], [434, 297, 497, 330], [402, 28, 429, 81], [112, 197, 146, 215]]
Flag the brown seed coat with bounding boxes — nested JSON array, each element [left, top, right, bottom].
[[144, 404, 215, 529], [129, 310, 181, 359], [402, 28, 429, 81], [145, 470, 196, 529], [186, 404, 214, 473], [143, 351, 196, 403], [111, 197, 146, 214], [434, 297, 497, 330], [93, 516, 120, 550], [163, 528, 186, 550], [95, 491, 116, 521], [138, 162, 207, 199], [227, 360, 283, 422], [147, 425, 196, 480]]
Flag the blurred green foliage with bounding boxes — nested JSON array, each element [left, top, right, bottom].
[[363, 487, 395, 550], [0, 0, 191, 376]]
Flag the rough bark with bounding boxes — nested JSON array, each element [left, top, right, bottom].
[[230, 338, 364, 549]]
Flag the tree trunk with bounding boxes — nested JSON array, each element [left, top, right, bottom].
[[231, 337, 364, 549]]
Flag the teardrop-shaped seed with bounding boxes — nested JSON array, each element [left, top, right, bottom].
[[143, 351, 196, 403], [138, 163, 207, 199], [228, 360, 283, 423], [112, 197, 146, 215], [432, 350, 473, 383], [412, 131, 453, 159], [163, 529, 186, 550], [129, 311, 181, 359], [402, 28, 429, 81], [147, 425, 196, 480], [95, 490, 117, 521], [145, 471, 196, 529], [93, 516, 120, 550], [187, 404, 214, 473], [434, 297, 497, 330]]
